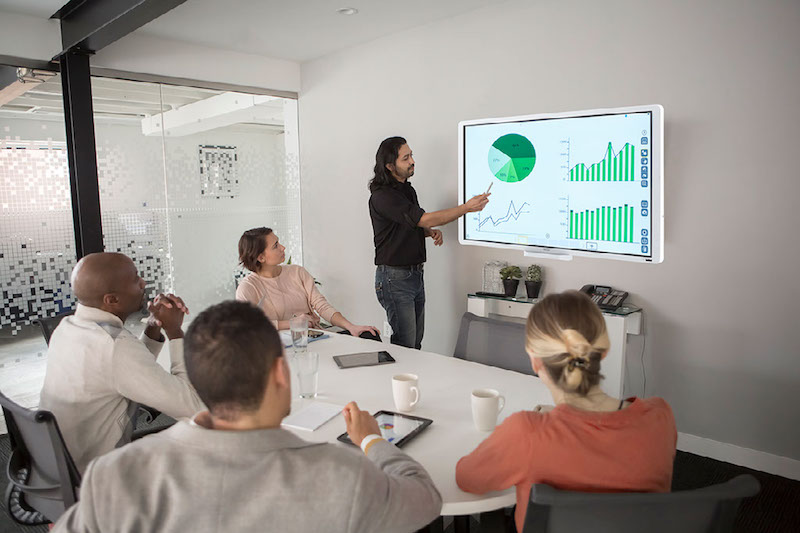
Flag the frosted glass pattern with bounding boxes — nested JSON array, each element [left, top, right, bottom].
[[0, 135, 75, 333]]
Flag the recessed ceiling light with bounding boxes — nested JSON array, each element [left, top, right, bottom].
[[337, 7, 358, 16]]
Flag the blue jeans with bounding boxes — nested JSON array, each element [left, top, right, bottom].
[[375, 265, 425, 349]]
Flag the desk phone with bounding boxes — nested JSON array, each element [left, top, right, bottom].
[[579, 285, 629, 312]]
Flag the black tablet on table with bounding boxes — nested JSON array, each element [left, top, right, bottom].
[[337, 410, 432, 448], [333, 351, 396, 369]]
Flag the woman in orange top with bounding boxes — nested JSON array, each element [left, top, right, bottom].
[[456, 290, 676, 532]]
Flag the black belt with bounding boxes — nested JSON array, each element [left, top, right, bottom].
[[382, 263, 424, 271]]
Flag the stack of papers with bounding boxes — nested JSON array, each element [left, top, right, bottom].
[[281, 402, 343, 431]]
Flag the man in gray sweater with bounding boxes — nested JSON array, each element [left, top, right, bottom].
[[52, 300, 442, 533]]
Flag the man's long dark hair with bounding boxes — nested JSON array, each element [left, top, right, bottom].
[[368, 136, 407, 192]]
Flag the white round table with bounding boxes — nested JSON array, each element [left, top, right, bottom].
[[285, 333, 551, 516]]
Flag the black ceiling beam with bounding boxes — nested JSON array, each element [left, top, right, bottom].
[[51, 0, 188, 55], [0, 56, 59, 71]]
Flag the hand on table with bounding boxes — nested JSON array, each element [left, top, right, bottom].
[[347, 325, 380, 338], [147, 293, 189, 339], [292, 313, 320, 329], [343, 401, 380, 447], [428, 229, 443, 246]]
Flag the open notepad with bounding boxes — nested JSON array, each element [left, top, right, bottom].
[[281, 402, 343, 432]]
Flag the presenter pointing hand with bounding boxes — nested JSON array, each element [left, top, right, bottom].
[[464, 193, 491, 213], [368, 137, 490, 350]]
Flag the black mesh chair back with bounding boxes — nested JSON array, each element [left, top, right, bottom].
[[523, 475, 760, 533], [453, 312, 534, 375], [0, 389, 81, 525], [33, 310, 75, 346]]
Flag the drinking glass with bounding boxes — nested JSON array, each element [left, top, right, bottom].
[[290, 314, 308, 354], [296, 351, 319, 399]]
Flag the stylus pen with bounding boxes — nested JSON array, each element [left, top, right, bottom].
[[484, 182, 493, 195]]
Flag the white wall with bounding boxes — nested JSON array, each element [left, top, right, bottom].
[[298, 0, 800, 465], [92, 34, 300, 93]]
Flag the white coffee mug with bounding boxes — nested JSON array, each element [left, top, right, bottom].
[[471, 388, 506, 431], [392, 374, 420, 412]]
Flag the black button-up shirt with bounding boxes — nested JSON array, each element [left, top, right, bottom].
[[369, 182, 426, 266]]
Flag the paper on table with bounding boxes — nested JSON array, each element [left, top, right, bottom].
[[281, 402, 343, 431]]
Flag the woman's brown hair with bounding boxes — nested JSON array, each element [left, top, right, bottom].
[[525, 290, 610, 396], [238, 227, 273, 272]]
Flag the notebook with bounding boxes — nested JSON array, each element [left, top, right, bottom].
[[281, 402, 343, 432]]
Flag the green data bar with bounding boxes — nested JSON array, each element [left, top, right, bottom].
[[600, 207, 605, 240], [629, 206, 634, 242], [612, 208, 617, 241], [569, 210, 573, 238], [623, 204, 628, 242], [568, 204, 638, 242]]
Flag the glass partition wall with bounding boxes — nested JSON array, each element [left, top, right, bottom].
[[0, 69, 72, 426], [0, 71, 301, 429]]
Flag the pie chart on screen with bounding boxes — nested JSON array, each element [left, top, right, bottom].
[[488, 133, 536, 182]]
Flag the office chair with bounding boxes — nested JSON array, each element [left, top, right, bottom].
[[33, 310, 75, 346], [454, 312, 534, 375], [0, 389, 81, 525], [522, 475, 760, 533]]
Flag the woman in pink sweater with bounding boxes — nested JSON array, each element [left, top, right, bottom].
[[456, 290, 676, 532], [235, 227, 378, 337]]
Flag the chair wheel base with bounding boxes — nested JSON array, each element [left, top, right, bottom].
[[5, 467, 49, 526]]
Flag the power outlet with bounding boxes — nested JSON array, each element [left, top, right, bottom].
[[383, 321, 393, 338]]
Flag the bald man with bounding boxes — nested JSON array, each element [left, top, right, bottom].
[[39, 253, 205, 473]]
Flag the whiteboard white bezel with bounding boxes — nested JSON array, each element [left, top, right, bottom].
[[457, 104, 664, 263]]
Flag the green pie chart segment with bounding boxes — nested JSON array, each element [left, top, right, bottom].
[[489, 134, 536, 183]]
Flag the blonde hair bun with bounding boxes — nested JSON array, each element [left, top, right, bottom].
[[561, 329, 591, 358], [525, 290, 609, 396]]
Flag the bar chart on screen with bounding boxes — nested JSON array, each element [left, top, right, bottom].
[[569, 142, 637, 182], [460, 106, 661, 262], [569, 205, 635, 242]]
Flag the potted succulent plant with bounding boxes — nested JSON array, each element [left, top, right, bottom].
[[499, 265, 523, 297], [525, 264, 543, 299]]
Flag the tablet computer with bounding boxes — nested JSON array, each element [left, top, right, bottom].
[[333, 351, 396, 369], [337, 410, 432, 448]]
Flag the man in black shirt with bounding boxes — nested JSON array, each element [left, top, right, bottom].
[[368, 137, 490, 349]]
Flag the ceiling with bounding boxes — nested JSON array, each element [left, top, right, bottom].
[[1, 75, 217, 118], [0, 0, 507, 62], [0, 74, 287, 135], [0, 0, 63, 18]]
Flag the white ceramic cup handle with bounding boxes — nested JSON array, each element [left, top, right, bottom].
[[410, 386, 420, 407], [497, 395, 506, 414]]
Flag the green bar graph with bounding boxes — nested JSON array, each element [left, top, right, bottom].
[[613, 208, 617, 241], [569, 204, 635, 243], [569, 210, 574, 238], [569, 142, 636, 182]]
